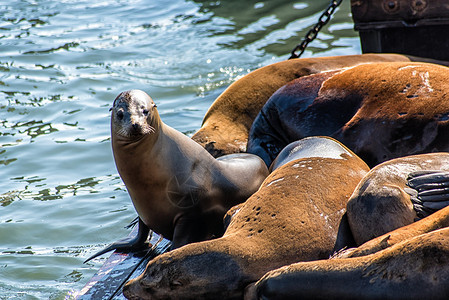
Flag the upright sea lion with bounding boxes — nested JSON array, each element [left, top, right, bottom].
[[248, 62, 449, 167], [85, 90, 268, 262], [191, 54, 412, 157], [245, 227, 449, 300], [122, 137, 369, 299]]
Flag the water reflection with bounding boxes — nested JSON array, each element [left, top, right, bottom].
[[0, 191, 20, 207], [23, 42, 81, 55], [2, 245, 85, 256], [0, 153, 17, 166], [2, 90, 31, 98], [17, 120, 58, 138], [0, 175, 123, 206], [192, 0, 340, 56], [4, 92, 73, 107], [60, 270, 83, 283], [0, 119, 58, 146], [55, 177, 101, 196]]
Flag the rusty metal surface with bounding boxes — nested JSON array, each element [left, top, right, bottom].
[[351, 0, 449, 29], [351, 0, 449, 60]]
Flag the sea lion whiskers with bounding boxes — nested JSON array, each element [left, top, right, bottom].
[[146, 124, 156, 135], [113, 121, 150, 139]]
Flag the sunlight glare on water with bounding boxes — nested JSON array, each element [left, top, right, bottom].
[[0, 0, 359, 298]]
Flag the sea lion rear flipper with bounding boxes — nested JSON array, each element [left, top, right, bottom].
[[406, 171, 449, 219], [84, 218, 151, 263]]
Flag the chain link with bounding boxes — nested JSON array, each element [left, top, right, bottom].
[[289, 0, 343, 59]]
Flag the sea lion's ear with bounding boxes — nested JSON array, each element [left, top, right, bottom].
[[109, 107, 113, 112], [153, 103, 157, 108]]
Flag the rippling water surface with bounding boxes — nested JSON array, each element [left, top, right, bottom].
[[0, 0, 360, 298]]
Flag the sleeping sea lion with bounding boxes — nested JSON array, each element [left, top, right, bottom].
[[191, 54, 412, 157], [346, 153, 449, 245], [248, 62, 449, 167], [85, 90, 268, 262], [245, 227, 449, 300], [122, 137, 369, 299], [338, 204, 449, 259]]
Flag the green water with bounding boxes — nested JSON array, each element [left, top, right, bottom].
[[0, 0, 360, 298]]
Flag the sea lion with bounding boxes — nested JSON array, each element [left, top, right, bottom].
[[346, 153, 449, 246], [248, 62, 449, 167], [245, 227, 449, 300], [191, 54, 412, 157], [338, 204, 449, 259], [85, 90, 268, 262], [122, 137, 369, 299], [244, 157, 449, 300]]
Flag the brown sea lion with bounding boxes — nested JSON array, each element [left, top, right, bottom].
[[346, 153, 449, 246], [338, 204, 449, 259], [245, 227, 449, 300], [191, 54, 412, 157], [84, 90, 268, 262], [122, 137, 369, 299], [248, 62, 449, 167]]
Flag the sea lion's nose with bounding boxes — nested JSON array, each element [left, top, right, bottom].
[[132, 123, 141, 131]]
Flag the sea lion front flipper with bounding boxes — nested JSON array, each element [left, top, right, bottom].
[[171, 215, 205, 250], [84, 218, 150, 263], [406, 171, 449, 219], [171, 211, 226, 250]]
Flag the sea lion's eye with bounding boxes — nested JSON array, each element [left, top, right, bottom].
[[170, 280, 183, 288], [117, 110, 124, 120], [143, 109, 149, 116]]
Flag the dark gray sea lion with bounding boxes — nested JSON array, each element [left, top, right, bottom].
[[122, 137, 369, 299], [248, 62, 449, 167], [191, 54, 412, 157], [85, 90, 268, 262], [346, 153, 449, 245]]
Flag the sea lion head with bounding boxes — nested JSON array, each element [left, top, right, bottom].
[[111, 90, 160, 141], [123, 245, 246, 300]]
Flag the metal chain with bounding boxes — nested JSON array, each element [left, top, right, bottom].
[[289, 0, 344, 59]]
